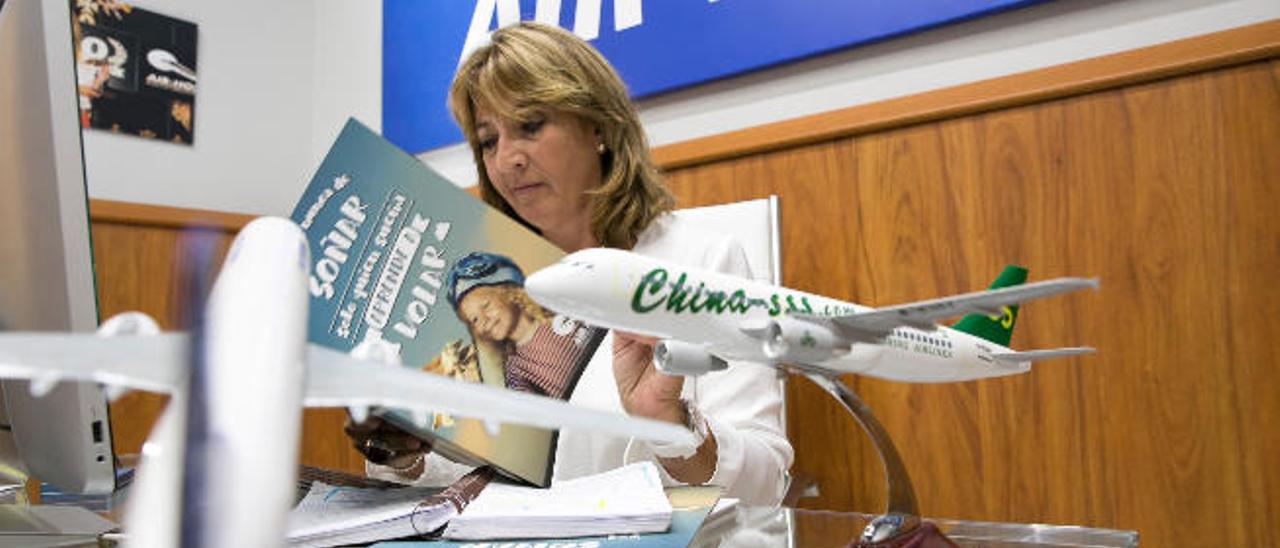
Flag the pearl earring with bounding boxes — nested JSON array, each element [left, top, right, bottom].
[[596, 142, 606, 154]]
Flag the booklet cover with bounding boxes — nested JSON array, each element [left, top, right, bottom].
[[291, 119, 604, 487]]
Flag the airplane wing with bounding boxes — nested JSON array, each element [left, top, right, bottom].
[[0, 332, 187, 396], [799, 277, 1099, 337], [304, 344, 694, 445], [0, 333, 694, 446]]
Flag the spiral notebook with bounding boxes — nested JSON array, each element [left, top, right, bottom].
[[286, 467, 494, 548]]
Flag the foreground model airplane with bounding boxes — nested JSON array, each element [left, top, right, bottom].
[[526, 247, 1097, 545], [526, 248, 1098, 382], [0, 218, 691, 548]]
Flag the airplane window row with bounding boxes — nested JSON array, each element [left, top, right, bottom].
[[894, 330, 952, 349]]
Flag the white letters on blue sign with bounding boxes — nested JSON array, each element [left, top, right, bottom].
[[459, 0, 518, 67], [574, 0, 643, 41], [535, 0, 562, 25], [573, 0, 603, 40], [458, 0, 647, 65]]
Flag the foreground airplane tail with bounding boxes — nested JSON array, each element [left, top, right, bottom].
[[951, 265, 1027, 345], [951, 265, 1097, 365]]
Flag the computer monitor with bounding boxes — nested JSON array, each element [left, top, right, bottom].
[[0, 0, 117, 496]]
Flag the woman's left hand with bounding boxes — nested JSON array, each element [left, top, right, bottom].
[[612, 331, 684, 424], [612, 330, 718, 485]]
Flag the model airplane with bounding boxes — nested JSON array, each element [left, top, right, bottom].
[[526, 247, 1097, 545], [525, 248, 1098, 382], [0, 218, 692, 548]]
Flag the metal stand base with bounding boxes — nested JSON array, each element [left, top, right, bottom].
[[804, 373, 921, 544]]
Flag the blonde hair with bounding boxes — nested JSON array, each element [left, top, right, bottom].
[[448, 22, 673, 249], [497, 284, 552, 327], [459, 284, 552, 344]]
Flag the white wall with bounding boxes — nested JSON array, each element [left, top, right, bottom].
[[82, 0, 315, 215], [310, 0, 381, 175], [84, 0, 1276, 213], [82, 0, 381, 216]]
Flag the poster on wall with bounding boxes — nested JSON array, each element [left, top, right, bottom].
[[71, 0, 198, 145]]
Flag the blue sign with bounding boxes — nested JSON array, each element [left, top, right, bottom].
[[385, 0, 1048, 154]]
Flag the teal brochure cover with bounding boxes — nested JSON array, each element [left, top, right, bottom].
[[291, 119, 604, 487]]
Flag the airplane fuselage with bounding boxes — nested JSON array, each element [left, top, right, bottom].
[[526, 249, 1029, 383], [124, 218, 310, 548]]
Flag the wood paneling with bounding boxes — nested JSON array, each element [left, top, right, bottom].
[[90, 219, 234, 455], [662, 58, 1280, 547], [91, 199, 256, 231], [89, 21, 1279, 546], [88, 204, 367, 475]]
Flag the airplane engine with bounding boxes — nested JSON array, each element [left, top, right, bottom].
[[759, 317, 850, 363], [653, 340, 728, 376]]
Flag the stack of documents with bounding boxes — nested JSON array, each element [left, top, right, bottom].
[[442, 461, 673, 540], [287, 483, 453, 547], [287, 467, 492, 547]]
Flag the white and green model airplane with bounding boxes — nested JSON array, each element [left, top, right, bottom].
[[525, 248, 1098, 382]]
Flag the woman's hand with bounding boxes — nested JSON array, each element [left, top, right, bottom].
[[612, 331, 718, 485], [611, 332, 684, 424], [343, 415, 430, 472]]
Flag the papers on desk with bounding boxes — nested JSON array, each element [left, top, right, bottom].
[[287, 467, 493, 548], [442, 461, 673, 540], [288, 482, 451, 547], [287, 462, 671, 546], [373, 485, 719, 547]]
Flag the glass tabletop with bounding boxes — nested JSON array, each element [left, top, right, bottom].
[[690, 505, 1138, 547]]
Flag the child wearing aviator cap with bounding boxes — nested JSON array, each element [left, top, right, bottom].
[[445, 252, 599, 399]]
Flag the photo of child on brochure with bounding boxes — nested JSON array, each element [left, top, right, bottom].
[[427, 252, 599, 428]]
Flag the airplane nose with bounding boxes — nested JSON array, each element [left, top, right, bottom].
[[524, 266, 565, 309], [229, 217, 308, 270]]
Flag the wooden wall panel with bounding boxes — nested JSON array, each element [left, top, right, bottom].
[[88, 203, 368, 475], [661, 59, 1279, 546]]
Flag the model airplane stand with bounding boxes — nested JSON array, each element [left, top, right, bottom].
[[803, 373, 1139, 547], [803, 373, 938, 546]]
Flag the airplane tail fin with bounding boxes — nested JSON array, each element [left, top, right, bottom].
[[951, 265, 1027, 346]]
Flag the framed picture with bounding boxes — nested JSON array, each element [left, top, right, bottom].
[[72, 0, 197, 145]]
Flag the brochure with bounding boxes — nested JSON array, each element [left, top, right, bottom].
[[290, 119, 604, 487]]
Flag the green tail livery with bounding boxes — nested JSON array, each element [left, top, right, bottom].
[[951, 265, 1027, 346]]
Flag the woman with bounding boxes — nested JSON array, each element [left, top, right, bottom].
[[349, 22, 792, 505], [446, 251, 597, 399]]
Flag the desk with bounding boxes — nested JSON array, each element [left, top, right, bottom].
[[0, 505, 115, 548], [377, 505, 1140, 546], [691, 506, 1138, 547], [4, 503, 1138, 547]]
